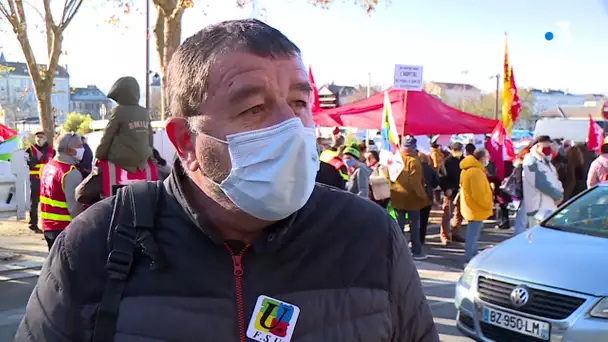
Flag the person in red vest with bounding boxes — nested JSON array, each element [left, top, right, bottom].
[[75, 157, 158, 206], [39, 132, 84, 249], [26, 131, 55, 232]]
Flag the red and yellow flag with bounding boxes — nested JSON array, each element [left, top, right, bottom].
[[501, 33, 520, 135]]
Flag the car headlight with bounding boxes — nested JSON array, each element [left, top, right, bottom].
[[590, 297, 608, 318], [459, 265, 476, 289]]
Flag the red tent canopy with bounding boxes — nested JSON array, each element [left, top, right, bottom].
[[313, 88, 498, 135]]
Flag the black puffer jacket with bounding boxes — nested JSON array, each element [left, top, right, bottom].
[[16, 161, 438, 342]]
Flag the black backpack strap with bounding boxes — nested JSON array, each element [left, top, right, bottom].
[[92, 181, 162, 342]]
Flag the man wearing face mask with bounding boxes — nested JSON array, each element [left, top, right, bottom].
[[37, 132, 83, 250], [16, 20, 438, 342], [26, 131, 55, 233], [459, 148, 494, 263], [522, 135, 564, 227]]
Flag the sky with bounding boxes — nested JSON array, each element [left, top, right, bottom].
[[1, 0, 608, 98]]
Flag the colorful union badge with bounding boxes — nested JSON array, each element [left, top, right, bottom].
[[246, 295, 300, 342]]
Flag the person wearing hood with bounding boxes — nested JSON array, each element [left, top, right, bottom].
[[38, 132, 83, 249], [26, 131, 55, 233], [587, 143, 608, 188], [95, 76, 153, 172], [459, 148, 493, 263]]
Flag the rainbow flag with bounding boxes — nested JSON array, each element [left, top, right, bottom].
[[380, 91, 400, 152], [379, 91, 404, 181]]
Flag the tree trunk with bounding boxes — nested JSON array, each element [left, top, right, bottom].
[[36, 86, 54, 138], [159, 11, 183, 121]]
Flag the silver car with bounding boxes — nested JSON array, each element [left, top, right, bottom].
[[455, 184, 608, 341]]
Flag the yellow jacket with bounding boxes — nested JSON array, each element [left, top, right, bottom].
[[459, 156, 493, 221], [389, 151, 430, 211]]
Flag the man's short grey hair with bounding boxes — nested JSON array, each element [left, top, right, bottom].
[[56, 132, 81, 153], [165, 19, 301, 120], [473, 148, 488, 160]]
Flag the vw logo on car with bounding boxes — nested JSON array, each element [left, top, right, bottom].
[[510, 286, 530, 307]]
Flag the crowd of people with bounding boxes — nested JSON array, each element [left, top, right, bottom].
[[316, 131, 608, 264]]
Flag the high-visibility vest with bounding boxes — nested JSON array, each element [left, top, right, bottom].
[[40, 159, 76, 232], [99, 160, 158, 198], [319, 149, 338, 163], [326, 157, 349, 181], [29, 145, 54, 179]]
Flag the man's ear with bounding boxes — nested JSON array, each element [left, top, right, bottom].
[[166, 117, 192, 158], [166, 117, 199, 171]]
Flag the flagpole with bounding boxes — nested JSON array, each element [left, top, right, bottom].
[[365, 72, 371, 148], [402, 89, 408, 142]]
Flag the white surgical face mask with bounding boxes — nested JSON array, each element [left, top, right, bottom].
[[204, 118, 319, 221], [35, 138, 46, 146], [74, 147, 85, 161]]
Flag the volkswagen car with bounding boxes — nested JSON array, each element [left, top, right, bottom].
[[454, 183, 608, 341]]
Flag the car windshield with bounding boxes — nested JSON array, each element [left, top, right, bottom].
[[543, 186, 608, 238]]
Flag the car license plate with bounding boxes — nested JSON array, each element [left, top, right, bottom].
[[482, 306, 550, 340]]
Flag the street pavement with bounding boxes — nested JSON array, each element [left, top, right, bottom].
[[0, 212, 513, 341]]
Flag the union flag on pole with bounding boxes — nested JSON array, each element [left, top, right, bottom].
[[379, 91, 403, 181], [587, 114, 604, 153], [308, 65, 320, 115], [501, 33, 521, 136]]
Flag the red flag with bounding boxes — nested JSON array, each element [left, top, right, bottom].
[[308, 65, 320, 115], [587, 114, 604, 153], [0, 124, 17, 142], [509, 67, 521, 124], [485, 121, 507, 180]]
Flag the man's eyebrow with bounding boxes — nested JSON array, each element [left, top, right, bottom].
[[291, 82, 313, 92], [227, 85, 265, 104]]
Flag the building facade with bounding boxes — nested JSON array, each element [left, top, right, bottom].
[[70, 85, 112, 120], [0, 53, 70, 126], [318, 83, 358, 109], [424, 82, 482, 106]]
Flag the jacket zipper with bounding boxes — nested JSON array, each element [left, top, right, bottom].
[[225, 243, 251, 342]]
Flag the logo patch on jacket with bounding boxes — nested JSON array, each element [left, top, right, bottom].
[[247, 295, 300, 342]]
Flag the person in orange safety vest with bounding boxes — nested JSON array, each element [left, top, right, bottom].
[[26, 131, 55, 232], [39, 132, 84, 249]]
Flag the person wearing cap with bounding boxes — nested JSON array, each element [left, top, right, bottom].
[[38, 132, 84, 249], [26, 131, 55, 233], [342, 144, 371, 198], [522, 135, 564, 227], [389, 136, 430, 260]]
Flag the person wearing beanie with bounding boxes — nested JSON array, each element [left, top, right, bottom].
[[342, 145, 371, 198], [389, 136, 430, 260]]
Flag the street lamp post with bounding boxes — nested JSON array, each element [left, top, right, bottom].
[[145, 0, 151, 111], [100, 103, 107, 120], [490, 74, 500, 120]]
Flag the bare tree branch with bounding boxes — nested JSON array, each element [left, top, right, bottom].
[[0, 2, 13, 25], [59, 0, 83, 29], [42, 0, 55, 57]]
